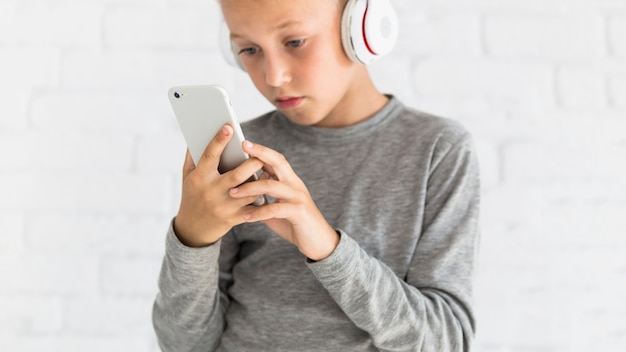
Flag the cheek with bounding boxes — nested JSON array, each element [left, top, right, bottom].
[[298, 49, 342, 85], [246, 66, 270, 93]]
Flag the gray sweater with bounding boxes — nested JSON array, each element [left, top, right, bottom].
[[153, 97, 480, 352]]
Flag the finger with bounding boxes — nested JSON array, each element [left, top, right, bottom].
[[221, 157, 265, 188], [243, 201, 293, 223], [197, 124, 234, 172], [182, 149, 196, 179], [227, 191, 266, 209], [242, 141, 294, 181], [230, 178, 297, 202]]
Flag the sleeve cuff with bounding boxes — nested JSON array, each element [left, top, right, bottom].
[[165, 218, 221, 270], [305, 229, 361, 284]]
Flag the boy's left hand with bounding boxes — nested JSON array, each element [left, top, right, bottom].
[[228, 140, 339, 261]]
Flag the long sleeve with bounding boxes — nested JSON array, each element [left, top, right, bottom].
[[152, 221, 232, 352], [151, 98, 481, 351], [307, 133, 480, 352]]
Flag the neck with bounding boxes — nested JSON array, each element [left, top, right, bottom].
[[315, 67, 388, 128]]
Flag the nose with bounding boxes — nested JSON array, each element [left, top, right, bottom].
[[263, 52, 291, 87]]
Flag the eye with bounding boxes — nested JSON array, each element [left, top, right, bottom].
[[238, 47, 259, 56], [286, 39, 305, 48]]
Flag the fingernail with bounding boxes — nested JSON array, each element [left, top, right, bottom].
[[222, 125, 232, 136], [244, 213, 252, 220], [244, 141, 254, 149], [230, 187, 239, 194]]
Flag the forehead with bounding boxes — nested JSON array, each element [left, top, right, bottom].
[[219, 0, 341, 28]]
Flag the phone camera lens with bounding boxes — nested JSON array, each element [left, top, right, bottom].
[[174, 92, 181, 99]]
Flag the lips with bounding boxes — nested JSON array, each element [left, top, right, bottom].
[[275, 96, 304, 110]]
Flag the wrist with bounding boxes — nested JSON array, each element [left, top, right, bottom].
[[172, 216, 218, 248], [306, 228, 340, 262]]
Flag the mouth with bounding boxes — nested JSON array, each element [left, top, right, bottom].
[[275, 96, 304, 110]]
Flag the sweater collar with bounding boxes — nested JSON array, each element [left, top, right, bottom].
[[274, 95, 403, 146]]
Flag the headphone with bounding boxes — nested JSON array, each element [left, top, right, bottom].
[[219, 0, 399, 70]]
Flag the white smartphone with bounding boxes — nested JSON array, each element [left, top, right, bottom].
[[168, 85, 265, 205]]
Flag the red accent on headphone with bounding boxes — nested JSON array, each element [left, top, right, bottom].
[[362, 2, 376, 55]]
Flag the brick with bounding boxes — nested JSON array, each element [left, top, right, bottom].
[[395, 12, 481, 56], [61, 51, 233, 93], [394, 0, 626, 14], [0, 2, 101, 48], [0, 172, 171, 213], [0, 47, 60, 89], [0, 212, 24, 258], [0, 296, 63, 333], [476, 222, 626, 350], [609, 74, 626, 108], [30, 91, 176, 134], [609, 16, 626, 56], [24, 213, 167, 256], [543, 177, 626, 205], [473, 224, 560, 347], [557, 66, 608, 109], [502, 142, 626, 185], [407, 97, 543, 143], [516, 109, 626, 145], [136, 132, 186, 172], [473, 139, 500, 191], [485, 14, 605, 60], [103, 3, 218, 50], [0, 336, 152, 352], [0, 2, 16, 45], [65, 297, 154, 335], [369, 55, 417, 104], [0, 254, 98, 295], [480, 186, 545, 251], [539, 202, 626, 248], [510, 246, 626, 346], [100, 255, 163, 297], [413, 58, 554, 107], [0, 131, 134, 172], [0, 88, 29, 130]]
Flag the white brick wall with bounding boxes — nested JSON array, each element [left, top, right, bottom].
[[1, 0, 625, 351]]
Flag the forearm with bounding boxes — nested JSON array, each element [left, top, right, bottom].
[[307, 231, 475, 352], [152, 221, 225, 352]]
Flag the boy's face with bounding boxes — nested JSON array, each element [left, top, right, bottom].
[[220, 0, 361, 127]]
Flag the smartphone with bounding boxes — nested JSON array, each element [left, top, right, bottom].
[[168, 85, 265, 205]]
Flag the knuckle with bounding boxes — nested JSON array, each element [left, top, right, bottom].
[[186, 173, 203, 188], [252, 158, 264, 170], [266, 203, 279, 218], [263, 179, 277, 192], [201, 190, 217, 204], [226, 170, 243, 185], [203, 148, 219, 162], [276, 153, 287, 164], [294, 202, 307, 215]]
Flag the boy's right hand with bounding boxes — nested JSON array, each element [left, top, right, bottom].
[[173, 124, 264, 248]]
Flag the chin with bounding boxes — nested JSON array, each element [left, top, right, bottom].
[[281, 111, 319, 126]]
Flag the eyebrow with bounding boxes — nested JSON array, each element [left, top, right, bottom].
[[230, 20, 303, 40]]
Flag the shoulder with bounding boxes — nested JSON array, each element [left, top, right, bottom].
[[388, 99, 474, 153]]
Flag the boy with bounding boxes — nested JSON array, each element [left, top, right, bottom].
[[153, 0, 480, 351]]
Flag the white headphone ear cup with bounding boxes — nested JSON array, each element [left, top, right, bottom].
[[341, 0, 369, 64], [363, 0, 399, 56], [219, 20, 245, 71], [341, 0, 398, 65]]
